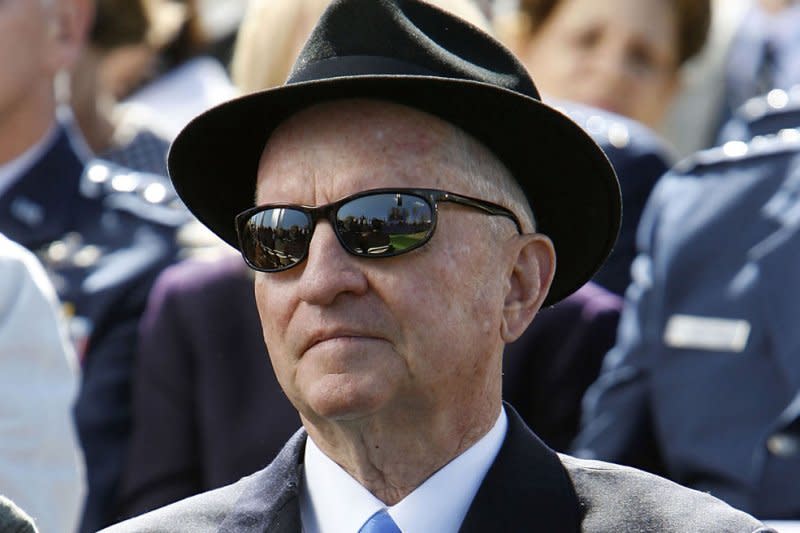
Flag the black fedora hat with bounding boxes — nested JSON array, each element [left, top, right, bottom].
[[167, 0, 620, 306]]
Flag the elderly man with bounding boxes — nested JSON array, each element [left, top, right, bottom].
[[103, 0, 770, 531]]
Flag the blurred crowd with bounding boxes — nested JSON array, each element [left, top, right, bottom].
[[1, 0, 799, 531]]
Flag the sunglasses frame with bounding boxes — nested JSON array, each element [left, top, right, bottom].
[[235, 187, 524, 273]]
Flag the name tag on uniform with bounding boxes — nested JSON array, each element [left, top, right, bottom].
[[663, 314, 751, 352]]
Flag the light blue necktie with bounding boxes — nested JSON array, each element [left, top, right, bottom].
[[358, 510, 401, 533]]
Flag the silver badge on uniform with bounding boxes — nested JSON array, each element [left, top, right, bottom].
[[663, 314, 751, 352]]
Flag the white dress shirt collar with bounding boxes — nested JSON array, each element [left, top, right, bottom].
[[300, 407, 508, 533], [0, 123, 58, 199]]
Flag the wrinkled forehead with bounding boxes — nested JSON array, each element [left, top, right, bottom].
[[254, 99, 480, 203], [260, 99, 460, 168]]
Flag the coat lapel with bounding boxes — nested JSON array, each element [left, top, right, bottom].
[[750, 221, 800, 436], [753, 163, 800, 394], [218, 430, 306, 533], [219, 407, 580, 532], [460, 405, 581, 532]]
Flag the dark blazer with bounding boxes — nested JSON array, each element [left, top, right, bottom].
[[115, 255, 620, 520], [103, 406, 771, 532], [574, 126, 800, 518], [116, 254, 301, 521], [0, 127, 188, 532], [504, 281, 621, 450]]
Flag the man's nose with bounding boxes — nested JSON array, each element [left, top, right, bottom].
[[296, 221, 369, 305]]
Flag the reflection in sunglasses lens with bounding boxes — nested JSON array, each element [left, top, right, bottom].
[[337, 193, 433, 256], [245, 208, 310, 269]]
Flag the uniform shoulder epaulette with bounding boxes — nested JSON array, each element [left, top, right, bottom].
[[80, 159, 190, 227], [674, 128, 800, 174], [737, 86, 800, 123], [552, 100, 674, 157]]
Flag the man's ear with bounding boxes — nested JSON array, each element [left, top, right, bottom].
[[500, 233, 556, 343], [47, 0, 94, 74]]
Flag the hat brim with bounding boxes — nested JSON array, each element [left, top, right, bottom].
[[167, 75, 620, 306]]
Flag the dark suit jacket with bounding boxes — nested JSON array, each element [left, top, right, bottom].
[[115, 255, 619, 520], [116, 255, 301, 521], [103, 406, 770, 532], [504, 281, 621, 450]]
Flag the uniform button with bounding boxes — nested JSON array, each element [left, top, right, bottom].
[[608, 122, 630, 148], [586, 115, 607, 135], [779, 128, 800, 144], [111, 173, 139, 192], [87, 164, 110, 183], [143, 182, 168, 204], [766, 88, 789, 110], [73, 245, 101, 268], [767, 433, 800, 457], [722, 140, 749, 158]]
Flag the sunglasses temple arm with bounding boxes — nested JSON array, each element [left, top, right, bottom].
[[441, 193, 523, 234]]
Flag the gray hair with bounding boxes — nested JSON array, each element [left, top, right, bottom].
[[447, 126, 536, 234]]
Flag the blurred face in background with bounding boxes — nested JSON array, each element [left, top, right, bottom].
[[0, 0, 60, 125], [0, 0, 86, 160], [517, 0, 681, 128]]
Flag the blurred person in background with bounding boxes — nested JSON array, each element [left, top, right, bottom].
[[719, 84, 800, 144], [713, 0, 800, 143], [229, 0, 490, 94], [121, 0, 239, 139], [69, 0, 181, 176], [159, 0, 247, 70], [664, 0, 800, 156], [495, 0, 694, 296], [573, 93, 800, 521], [0, 0, 189, 531], [495, 0, 710, 131], [229, 0, 340, 94], [0, 234, 85, 533], [548, 102, 674, 296]]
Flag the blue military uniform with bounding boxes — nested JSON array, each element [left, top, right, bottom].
[[573, 120, 800, 518], [0, 125, 189, 532], [553, 101, 674, 295]]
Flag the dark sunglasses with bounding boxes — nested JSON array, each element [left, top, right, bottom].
[[235, 188, 523, 273]]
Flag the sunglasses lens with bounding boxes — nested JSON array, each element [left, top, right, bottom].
[[240, 208, 311, 270], [336, 193, 434, 256]]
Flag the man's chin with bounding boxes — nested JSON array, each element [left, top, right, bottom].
[[299, 378, 394, 424]]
